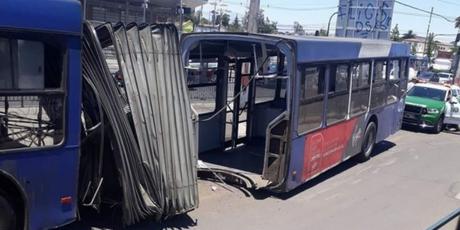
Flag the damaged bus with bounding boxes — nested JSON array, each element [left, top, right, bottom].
[[182, 34, 410, 192], [0, 0, 198, 229]]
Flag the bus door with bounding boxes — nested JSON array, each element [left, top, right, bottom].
[[225, 59, 254, 148], [388, 59, 408, 133]]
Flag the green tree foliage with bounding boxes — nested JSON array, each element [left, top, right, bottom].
[[228, 16, 243, 32], [402, 30, 416, 40], [426, 33, 438, 61], [221, 13, 230, 28], [243, 9, 278, 34], [390, 24, 401, 41]]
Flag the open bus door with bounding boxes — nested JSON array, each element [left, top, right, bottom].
[[262, 112, 290, 188]]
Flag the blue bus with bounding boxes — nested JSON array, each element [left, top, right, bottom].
[[0, 0, 81, 229], [182, 33, 410, 192]]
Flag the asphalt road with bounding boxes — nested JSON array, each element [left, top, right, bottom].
[[64, 128, 460, 230]]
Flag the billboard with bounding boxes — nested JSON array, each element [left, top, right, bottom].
[[335, 0, 395, 40]]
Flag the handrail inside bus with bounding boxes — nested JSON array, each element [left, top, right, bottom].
[[196, 39, 286, 123]]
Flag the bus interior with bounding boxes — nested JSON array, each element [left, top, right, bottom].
[[184, 38, 291, 186]]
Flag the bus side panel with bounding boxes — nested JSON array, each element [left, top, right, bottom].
[[0, 40, 81, 230], [374, 105, 397, 143], [301, 118, 358, 182], [285, 116, 366, 191], [0, 147, 79, 229]]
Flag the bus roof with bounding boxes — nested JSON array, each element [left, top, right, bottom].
[[183, 32, 410, 63], [0, 0, 81, 35]]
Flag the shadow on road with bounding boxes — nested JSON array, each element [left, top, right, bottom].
[[251, 140, 396, 201], [61, 208, 197, 230]]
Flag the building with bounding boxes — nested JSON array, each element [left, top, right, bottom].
[[402, 36, 454, 59], [83, 0, 207, 24]]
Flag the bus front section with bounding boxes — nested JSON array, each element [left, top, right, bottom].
[[0, 0, 82, 229]]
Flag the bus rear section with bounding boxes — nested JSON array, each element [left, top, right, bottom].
[[182, 34, 294, 190], [284, 37, 410, 191], [182, 34, 410, 192]]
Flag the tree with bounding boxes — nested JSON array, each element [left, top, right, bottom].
[[200, 17, 210, 25], [390, 24, 401, 41], [455, 16, 460, 29], [426, 32, 438, 61], [293, 21, 305, 35], [402, 30, 416, 40], [221, 13, 230, 28], [228, 16, 243, 32], [243, 9, 278, 34], [411, 44, 417, 55]]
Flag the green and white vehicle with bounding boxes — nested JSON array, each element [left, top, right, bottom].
[[403, 83, 460, 133]]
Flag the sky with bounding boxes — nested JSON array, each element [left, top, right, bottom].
[[199, 0, 460, 42]]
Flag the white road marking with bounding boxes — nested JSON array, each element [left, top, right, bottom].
[[455, 193, 460, 200], [350, 179, 362, 185], [379, 158, 397, 167], [324, 193, 341, 201]]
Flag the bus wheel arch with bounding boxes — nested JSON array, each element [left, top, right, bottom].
[[368, 115, 378, 131], [356, 116, 378, 162], [0, 171, 27, 230]]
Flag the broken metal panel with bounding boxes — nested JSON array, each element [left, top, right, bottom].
[[82, 21, 198, 225], [82, 21, 160, 225]]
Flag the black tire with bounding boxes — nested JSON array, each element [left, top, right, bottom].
[[356, 122, 377, 162], [0, 190, 17, 230], [432, 115, 444, 134]]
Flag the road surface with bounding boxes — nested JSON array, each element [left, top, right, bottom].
[[64, 128, 460, 230]]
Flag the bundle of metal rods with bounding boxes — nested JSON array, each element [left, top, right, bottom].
[[81, 21, 198, 225]]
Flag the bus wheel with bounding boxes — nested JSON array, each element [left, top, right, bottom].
[[432, 116, 444, 134], [0, 190, 17, 230], [356, 122, 377, 162]]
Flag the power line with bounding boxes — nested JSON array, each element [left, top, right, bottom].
[[395, 0, 455, 22], [438, 0, 460, 7], [262, 5, 337, 11], [225, 1, 336, 11]]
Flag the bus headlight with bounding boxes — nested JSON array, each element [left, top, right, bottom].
[[427, 108, 439, 114]]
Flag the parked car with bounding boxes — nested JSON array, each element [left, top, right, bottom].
[[432, 58, 452, 72], [451, 85, 460, 101], [417, 71, 436, 83], [437, 72, 454, 84], [403, 83, 460, 133]]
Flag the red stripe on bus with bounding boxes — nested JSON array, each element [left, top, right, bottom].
[[302, 118, 359, 181]]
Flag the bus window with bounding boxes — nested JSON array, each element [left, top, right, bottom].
[[389, 60, 400, 80], [187, 59, 218, 114], [399, 59, 409, 97], [298, 66, 325, 133], [388, 59, 400, 104], [0, 38, 64, 151], [327, 64, 349, 124], [371, 61, 387, 109], [350, 63, 370, 115]]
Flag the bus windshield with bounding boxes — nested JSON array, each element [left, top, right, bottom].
[[408, 86, 447, 101]]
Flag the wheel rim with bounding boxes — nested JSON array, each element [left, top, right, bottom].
[[437, 119, 443, 132]]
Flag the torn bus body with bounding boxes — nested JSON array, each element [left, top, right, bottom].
[[182, 34, 294, 192], [80, 22, 198, 225], [181, 33, 410, 193]]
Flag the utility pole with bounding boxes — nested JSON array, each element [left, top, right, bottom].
[[179, 0, 184, 34], [211, 1, 217, 27], [423, 7, 434, 59], [247, 0, 260, 33], [142, 0, 149, 23]]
